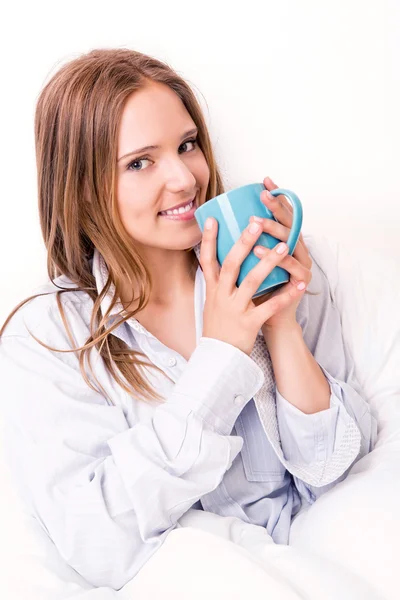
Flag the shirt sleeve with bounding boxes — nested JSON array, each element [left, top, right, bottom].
[[274, 246, 378, 501], [0, 331, 264, 591]]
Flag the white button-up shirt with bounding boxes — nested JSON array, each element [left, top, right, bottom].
[[0, 237, 377, 590]]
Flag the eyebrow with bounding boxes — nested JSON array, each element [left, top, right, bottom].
[[117, 127, 199, 162]]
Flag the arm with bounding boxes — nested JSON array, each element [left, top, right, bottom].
[[0, 330, 264, 590], [263, 246, 378, 501], [263, 322, 331, 414]]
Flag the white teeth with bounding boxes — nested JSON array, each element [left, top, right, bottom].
[[160, 199, 194, 216]]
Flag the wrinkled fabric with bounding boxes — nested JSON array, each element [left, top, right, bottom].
[[0, 236, 377, 590]]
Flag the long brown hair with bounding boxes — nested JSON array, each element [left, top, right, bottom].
[[0, 48, 224, 403], [0, 47, 316, 405]]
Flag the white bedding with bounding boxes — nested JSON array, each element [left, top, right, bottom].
[[1, 232, 398, 599]]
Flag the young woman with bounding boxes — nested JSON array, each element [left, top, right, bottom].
[[0, 48, 377, 591]]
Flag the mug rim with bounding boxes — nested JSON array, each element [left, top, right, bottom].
[[198, 182, 264, 209]]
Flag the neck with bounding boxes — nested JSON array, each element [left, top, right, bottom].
[[120, 248, 199, 311]]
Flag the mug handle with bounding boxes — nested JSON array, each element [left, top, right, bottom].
[[264, 188, 303, 255]]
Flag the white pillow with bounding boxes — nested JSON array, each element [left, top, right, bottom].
[[290, 233, 400, 599]]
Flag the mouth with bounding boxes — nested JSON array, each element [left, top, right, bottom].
[[158, 194, 198, 221]]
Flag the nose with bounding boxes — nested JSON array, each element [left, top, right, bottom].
[[164, 156, 197, 194]]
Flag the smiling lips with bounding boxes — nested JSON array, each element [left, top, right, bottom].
[[158, 196, 197, 221]]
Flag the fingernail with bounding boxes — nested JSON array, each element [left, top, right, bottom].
[[205, 218, 213, 230], [276, 242, 288, 254], [252, 216, 264, 223], [266, 190, 275, 200], [254, 246, 267, 255], [249, 222, 260, 234], [297, 282, 306, 290]]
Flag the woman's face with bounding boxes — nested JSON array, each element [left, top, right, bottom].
[[116, 82, 210, 253]]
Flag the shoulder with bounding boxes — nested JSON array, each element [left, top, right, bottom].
[[0, 280, 114, 424], [1, 273, 94, 344], [0, 275, 100, 401]]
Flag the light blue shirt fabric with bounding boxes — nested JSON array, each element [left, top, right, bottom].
[[0, 236, 378, 590]]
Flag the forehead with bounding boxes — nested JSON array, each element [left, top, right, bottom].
[[118, 83, 195, 149]]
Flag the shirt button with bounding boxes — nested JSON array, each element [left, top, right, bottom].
[[234, 394, 245, 406], [167, 356, 177, 367]]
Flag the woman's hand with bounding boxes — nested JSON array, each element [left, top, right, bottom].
[[250, 176, 313, 335], [200, 208, 307, 357]]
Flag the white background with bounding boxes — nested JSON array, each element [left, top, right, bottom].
[[0, 0, 399, 323]]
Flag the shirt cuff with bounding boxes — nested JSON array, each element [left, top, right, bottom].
[[276, 365, 361, 469], [166, 337, 265, 436]]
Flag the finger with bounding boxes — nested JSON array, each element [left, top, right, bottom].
[[278, 254, 311, 285], [261, 188, 293, 229], [235, 241, 289, 308], [261, 185, 307, 251], [251, 224, 311, 270], [292, 241, 312, 269], [263, 177, 293, 213], [252, 247, 311, 285], [253, 238, 311, 270], [262, 178, 306, 247], [218, 218, 266, 296], [199, 218, 220, 286], [253, 279, 306, 326], [250, 215, 291, 242], [251, 206, 306, 257]]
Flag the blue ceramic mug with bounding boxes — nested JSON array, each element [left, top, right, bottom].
[[194, 182, 303, 298]]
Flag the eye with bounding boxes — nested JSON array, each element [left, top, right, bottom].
[[127, 157, 152, 172], [126, 138, 198, 172], [179, 138, 198, 153]]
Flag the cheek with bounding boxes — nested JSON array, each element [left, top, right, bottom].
[[116, 190, 142, 235], [116, 178, 152, 221], [116, 178, 132, 211]]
